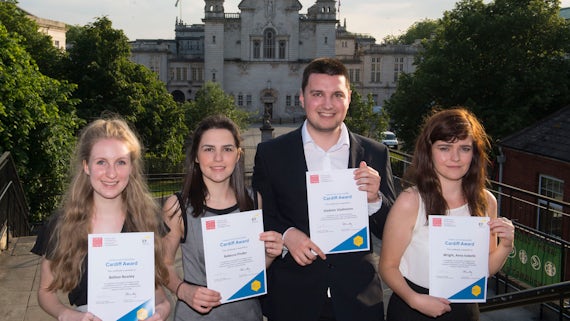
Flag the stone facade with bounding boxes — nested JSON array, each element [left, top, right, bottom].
[[26, 15, 67, 50], [129, 0, 420, 120]]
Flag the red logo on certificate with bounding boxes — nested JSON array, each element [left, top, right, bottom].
[[309, 174, 320, 184], [432, 217, 442, 227], [205, 220, 216, 230], [92, 237, 103, 247]]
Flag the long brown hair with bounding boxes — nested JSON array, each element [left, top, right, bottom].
[[48, 117, 169, 291], [404, 107, 491, 218], [180, 115, 253, 217]]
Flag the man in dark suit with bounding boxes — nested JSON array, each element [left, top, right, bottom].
[[252, 57, 397, 321]]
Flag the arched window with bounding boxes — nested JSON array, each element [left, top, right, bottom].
[[253, 40, 261, 59], [264, 29, 275, 59]]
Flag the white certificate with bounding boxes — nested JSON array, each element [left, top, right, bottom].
[[201, 209, 266, 304], [306, 169, 369, 254], [429, 215, 490, 302], [88, 232, 155, 321]]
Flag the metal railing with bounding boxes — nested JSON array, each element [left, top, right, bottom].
[[4, 146, 570, 317], [0, 152, 31, 249], [388, 149, 570, 319]]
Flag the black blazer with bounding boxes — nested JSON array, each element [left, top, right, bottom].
[[252, 126, 396, 321]]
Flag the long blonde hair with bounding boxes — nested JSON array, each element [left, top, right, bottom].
[[48, 117, 168, 291]]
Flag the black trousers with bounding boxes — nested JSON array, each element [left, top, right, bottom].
[[386, 279, 479, 321]]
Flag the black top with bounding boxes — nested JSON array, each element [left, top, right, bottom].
[[31, 213, 125, 306]]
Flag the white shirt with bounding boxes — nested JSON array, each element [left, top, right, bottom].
[[282, 121, 381, 244], [301, 120, 350, 172]]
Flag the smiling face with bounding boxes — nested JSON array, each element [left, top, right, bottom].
[[196, 128, 241, 186], [431, 137, 474, 183], [300, 73, 351, 136], [83, 138, 132, 201]]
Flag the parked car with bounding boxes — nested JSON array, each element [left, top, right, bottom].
[[381, 131, 398, 149]]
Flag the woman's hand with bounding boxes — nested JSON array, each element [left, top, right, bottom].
[[409, 293, 451, 318], [261, 231, 283, 259], [145, 286, 171, 320], [489, 217, 515, 249], [56, 309, 101, 321], [177, 283, 221, 314]]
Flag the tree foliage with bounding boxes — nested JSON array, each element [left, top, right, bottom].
[[63, 17, 187, 173], [0, 21, 81, 222], [345, 89, 389, 140], [0, 0, 64, 78], [386, 0, 570, 151], [185, 82, 252, 134], [383, 19, 440, 45]]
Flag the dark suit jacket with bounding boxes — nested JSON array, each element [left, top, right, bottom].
[[252, 126, 396, 321]]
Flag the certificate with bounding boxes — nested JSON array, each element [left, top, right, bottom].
[[306, 169, 369, 254], [88, 232, 155, 321], [429, 215, 490, 302], [201, 209, 266, 303]]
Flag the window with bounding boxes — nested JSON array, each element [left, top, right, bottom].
[[246, 94, 252, 107], [149, 55, 161, 75], [538, 175, 564, 237], [324, 37, 328, 44], [394, 57, 404, 82], [286, 95, 292, 106], [191, 67, 203, 81], [294, 95, 300, 107], [279, 40, 286, 59], [253, 40, 261, 59], [237, 94, 244, 106], [371, 57, 381, 83], [212, 35, 216, 44], [349, 69, 360, 83], [175, 67, 188, 81], [264, 29, 275, 59]]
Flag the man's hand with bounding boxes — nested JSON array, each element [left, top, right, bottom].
[[354, 161, 381, 203], [283, 228, 326, 266]]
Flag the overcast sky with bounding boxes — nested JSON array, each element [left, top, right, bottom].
[[16, 0, 570, 42]]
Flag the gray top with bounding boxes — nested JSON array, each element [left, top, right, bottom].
[[174, 202, 262, 321]]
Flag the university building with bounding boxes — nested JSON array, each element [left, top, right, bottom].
[[129, 0, 420, 120]]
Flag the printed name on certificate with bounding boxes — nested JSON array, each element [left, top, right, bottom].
[[306, 169, 369, 254], [88, 232, 155, 321], [429, 215, 490, 303], [201, 209, 267, 303]]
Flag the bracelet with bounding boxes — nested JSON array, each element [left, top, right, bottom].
[[175, 281, 185, 298]]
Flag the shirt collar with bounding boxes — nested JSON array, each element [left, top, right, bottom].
[[301, 120, 350, 151]]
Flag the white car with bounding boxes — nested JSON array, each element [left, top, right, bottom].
[[381, 131, 399, 149]]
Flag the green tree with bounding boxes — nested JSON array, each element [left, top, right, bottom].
[[185, 82, 252, 133], [0, 24, 81, 222], [386, 0, 570, 151], [345, 90, 389, 140], [383, 19, 440, 45], [63, 17, 187, 172], [0, 1, 64, 79]]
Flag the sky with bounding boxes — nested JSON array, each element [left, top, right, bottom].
[[16, 0, 570, 43]]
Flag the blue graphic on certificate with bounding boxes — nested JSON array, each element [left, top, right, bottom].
[[429, 215, 490, 303], [201, 210, 267, 303], [306, 169, 370, 254], [88, 232, 155, 320]]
